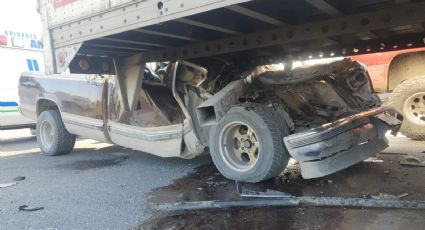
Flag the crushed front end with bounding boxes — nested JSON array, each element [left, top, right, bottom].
[[242, 58, 402, 178]]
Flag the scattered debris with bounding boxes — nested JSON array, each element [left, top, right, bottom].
[[369, 193, 398, 200], [18, 205, 44, 212], [236, 181, 293, 198], [316, 179, 333, 186], [14, 176, 25, 181], [400, 156, 425, 167], [206, 181, 227, 187], [364, 157, 384, 163], [150, 196, 425, 212], [367, 192, 409, 200], [0, 182, 17, 188], [239, 189, 293, 198], [398, 193, 409, 199], [151, 199, 299, 212], [384, 170, 390, 174]]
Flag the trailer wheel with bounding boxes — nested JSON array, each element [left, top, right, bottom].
[[209, 103, 290, 183], [37, 110, 76, 156], [387, 76, 425, 140]]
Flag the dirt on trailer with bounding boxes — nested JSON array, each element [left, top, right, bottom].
[[139, 146, 425, 230]]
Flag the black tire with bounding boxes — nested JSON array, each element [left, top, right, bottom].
[[36, 110, 76, 156], [386, 76, 425, 140], [209, 103, 290, 183]]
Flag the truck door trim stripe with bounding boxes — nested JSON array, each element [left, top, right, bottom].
[[62, 119, 103, 131]]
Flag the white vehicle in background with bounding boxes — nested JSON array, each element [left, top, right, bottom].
[[0, 29, 44, 131]]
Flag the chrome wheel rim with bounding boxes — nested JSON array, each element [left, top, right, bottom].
[[218, 121, 260, 172], [403, 92, 425, 125], [40, 120, 55, 148]]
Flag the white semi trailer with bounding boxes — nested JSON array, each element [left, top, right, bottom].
[[17, 0, 425, 182]]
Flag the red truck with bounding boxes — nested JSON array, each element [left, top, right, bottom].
[[351, 48, 425, 140]]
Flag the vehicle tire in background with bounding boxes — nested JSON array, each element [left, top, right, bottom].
[[387, 76, 425, 140], [209, 103, 290, 183], [37, 110, 76, 155]]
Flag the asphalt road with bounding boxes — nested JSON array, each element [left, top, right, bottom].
[[1, 129, 425, 229], [0, 129, 210, 230]]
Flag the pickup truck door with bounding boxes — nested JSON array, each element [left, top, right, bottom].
[[106, 74, 184, 158], [45, 74, 109, 142]]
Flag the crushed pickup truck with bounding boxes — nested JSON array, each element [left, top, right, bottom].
[[19, 58, 401, 182]]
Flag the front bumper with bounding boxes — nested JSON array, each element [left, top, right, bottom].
[[283, 106, 401, 179]]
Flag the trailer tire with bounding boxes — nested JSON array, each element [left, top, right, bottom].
[[209, 103, 290, 183], [387, 76, 425, 140], [37, 110, 76, 156]]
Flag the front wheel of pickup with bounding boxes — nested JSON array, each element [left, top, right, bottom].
[[209, 104, 290, 183], [387, 76, 425, 140], [37, 110, 76, 156]]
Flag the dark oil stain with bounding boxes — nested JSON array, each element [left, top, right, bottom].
[[55, 156, 129, 170], [138, 206, 346, 230], [138, 153, 425, 229]]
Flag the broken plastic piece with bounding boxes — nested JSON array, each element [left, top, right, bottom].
[[14, 176, 25, 181], [18, 205, 44, 212], [399, 156, 425, 167]]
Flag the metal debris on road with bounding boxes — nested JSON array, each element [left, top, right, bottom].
[[0, 182, 17, 188], [236, 181, 293, 198], [398, 193, 410, 199], [364, 157, 384, 163], [239, 189, 293, 198], [369, 193, 410, 200], [206, 181, 227, 187], [14, 176, 25, 181], [150, 196, 425, 212], [150, 199, 300, 212], [18, 205, 44, 212], [151, 182, 421, 212]]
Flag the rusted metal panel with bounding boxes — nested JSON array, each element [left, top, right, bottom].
[[196, 79, 248, 126]]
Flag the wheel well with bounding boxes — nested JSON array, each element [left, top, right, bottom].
[[388, 51, 425, 91], [37, 99, 59, 116]]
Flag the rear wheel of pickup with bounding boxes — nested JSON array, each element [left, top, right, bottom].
[[37, 110, 76, 156], [209, 103, 290, 183], [387, 76, 425, 140]]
